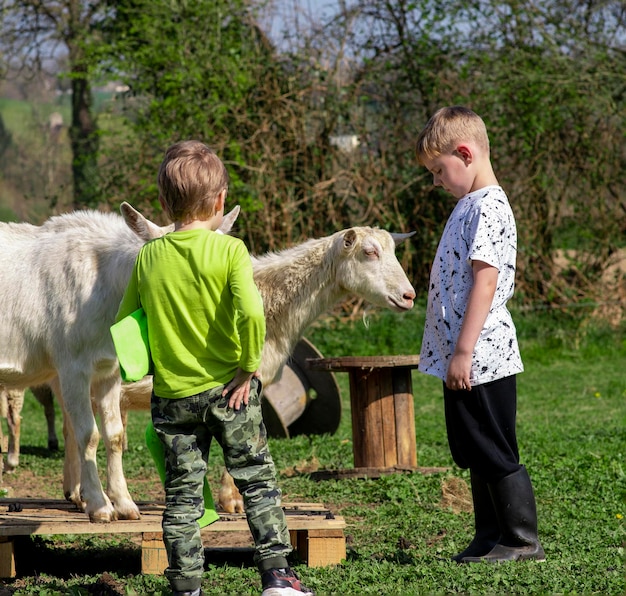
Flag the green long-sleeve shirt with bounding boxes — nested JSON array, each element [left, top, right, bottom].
[[116, 229, 265, 399]]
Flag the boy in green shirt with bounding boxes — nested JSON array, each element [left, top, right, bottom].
[[116, 141, 313, 596]]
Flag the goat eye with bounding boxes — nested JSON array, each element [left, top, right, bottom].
[[364, 248, 378, 258]]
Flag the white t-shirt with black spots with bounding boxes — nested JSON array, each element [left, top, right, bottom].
[[419, 185, 524, 385]]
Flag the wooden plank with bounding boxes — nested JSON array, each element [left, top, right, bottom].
[[362, 369, 385, 468], [0, 500, 347, 577], [140, 517, 347, 574], [141, 534, 169, 575], [302, 529, 346, 567], [0, 500, 345, 537], [307, 355, 420, 371], [309, 466, 449, 481], [348, 370, 363, 468], [392, 368, 418, 468], [379, 369, 397, 468]]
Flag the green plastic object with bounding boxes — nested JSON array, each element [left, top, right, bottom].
[[145, 421, 219, 528], [110, 308, 153, 382]]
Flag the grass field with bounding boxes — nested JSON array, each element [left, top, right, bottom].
[[0, 305, 624, 595]]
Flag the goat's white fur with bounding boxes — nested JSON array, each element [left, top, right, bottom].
[[0, 203, 415, 520]]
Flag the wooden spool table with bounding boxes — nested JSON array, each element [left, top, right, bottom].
[[307, 355, 421, 477], [262, 338, 341, 439]]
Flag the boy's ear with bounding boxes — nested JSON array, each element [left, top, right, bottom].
[[456, 144, 473, 164], [215, 188, 226, 212]]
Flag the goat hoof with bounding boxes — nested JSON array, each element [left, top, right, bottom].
[[115, 507, 141, 521], [88, 503, 118, 523], [112, 497, 141, 521]]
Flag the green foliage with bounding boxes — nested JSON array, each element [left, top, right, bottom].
[[461, 1, 625, 304], [1, 0, 624, 307], [0, 111, 11, 160], [0, 1, 108, 208], [0, 205, 18, 222], [99, 1, 276, 212]]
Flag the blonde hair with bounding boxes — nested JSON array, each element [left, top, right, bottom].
[[416, 106, 490, 164], [157, 140, 229, 222]]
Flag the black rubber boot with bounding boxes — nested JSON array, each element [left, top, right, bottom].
[[462, 466, 545, 563], [451, 471, 500, 562]]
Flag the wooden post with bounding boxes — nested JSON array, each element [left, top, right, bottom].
[[290, 528, 346, 567], [392, 367, 417, 467], [308, 355, 420, 471], [141, 532, 168, 575], [0, 537, 15, 578]]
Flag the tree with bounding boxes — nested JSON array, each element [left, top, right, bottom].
[[328, 0, 626, 305], [454, 0, 626, 304], [3, 0, 622, 310], [0, 0, 107, 208], [98, 0, 357, 249]]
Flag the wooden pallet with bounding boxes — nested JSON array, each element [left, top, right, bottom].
[[0, 499, 346, 577]]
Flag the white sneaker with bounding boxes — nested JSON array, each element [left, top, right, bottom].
[[260, 567, 314, 596]]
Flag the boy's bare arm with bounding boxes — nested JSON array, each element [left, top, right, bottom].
[[446, 261, 498, 391], [222, 367, 260, 410]]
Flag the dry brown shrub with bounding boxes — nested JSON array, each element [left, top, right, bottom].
[[552, 248, 626, 326]]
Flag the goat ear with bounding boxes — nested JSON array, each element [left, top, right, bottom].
[[343, 229, 357, 248], [218, 205, 240, 235], [120, 201, 138, 219], [120, 201, 166, 242], [390, 231, 416, 246]]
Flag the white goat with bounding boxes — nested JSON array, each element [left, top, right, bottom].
[[0, 385, 58, 476], [116, 209, 416, 512], [0, 203, 415, 521], [0, 208, 175, 521], [0, 204, 242, 521], [0, 387, 24, 473], [253, 225, 416, 383], [119, 213, 416, 404], [31, 384, 59, 451]]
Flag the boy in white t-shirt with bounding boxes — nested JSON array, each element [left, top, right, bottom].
[[416, 106, 545, 563]]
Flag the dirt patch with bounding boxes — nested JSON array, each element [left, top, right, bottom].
[[0, 468, 63, 500], [280, 456, 321, 477], [89, 572, 127, 596], [439, 476, 472, 514]]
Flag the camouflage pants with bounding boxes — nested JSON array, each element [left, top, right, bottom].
[[151, 378, 291, 592]]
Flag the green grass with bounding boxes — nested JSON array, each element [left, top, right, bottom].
[[1, 306, 625, 595]]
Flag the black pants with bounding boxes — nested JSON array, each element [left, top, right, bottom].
[[444, 375, 521, 483]]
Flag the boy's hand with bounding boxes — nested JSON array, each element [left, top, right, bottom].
[[222, 368, 259, 410], [446, 352, 472, 391]]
